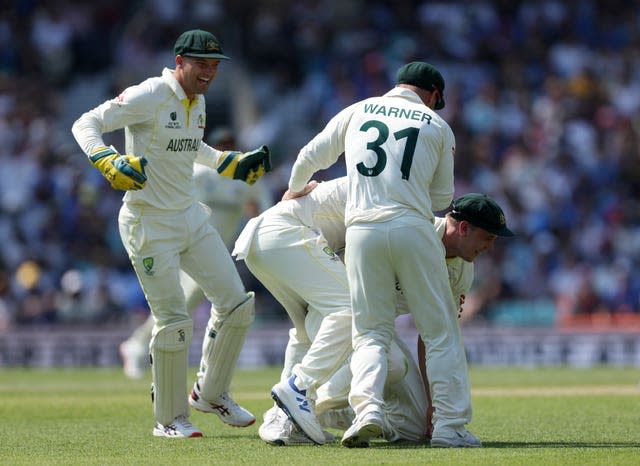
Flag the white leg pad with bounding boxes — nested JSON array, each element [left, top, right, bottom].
[[150, 319, 193, 426], [197, 292, 255, 401]]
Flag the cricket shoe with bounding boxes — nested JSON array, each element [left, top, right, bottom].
[[430, 426, 482, 448], [153, 415, 203, 438], [271, 375, 326, 445], [259, 406, 335, 446], [119, 339, 148, 379], [189, 381, 255, 427], [341, 411, 383, 448]]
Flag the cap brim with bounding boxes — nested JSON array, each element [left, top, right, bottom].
[[435, 95, 445, 110], [487, 226, 514, 237], [183, 52, 230, 59]]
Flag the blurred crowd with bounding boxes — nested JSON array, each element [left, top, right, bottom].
[[1, 0, 639, 332]]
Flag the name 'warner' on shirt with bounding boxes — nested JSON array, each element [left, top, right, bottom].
[[363, 103, 433, 124]]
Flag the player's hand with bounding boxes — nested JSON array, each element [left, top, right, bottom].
[[281, 180, 318, 201], [217, 145, 272, 185], [426, 405, 435, 440], [89, 146, 147, 191], [458, 294, 466, 319]]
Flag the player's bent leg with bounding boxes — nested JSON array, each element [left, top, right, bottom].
[[280, 328, 311, 383], [386, 339, 409, 385], [180, 270, 206, 316], [189, 292, 255, 427], [150, 319, 201, 438], [342, 339, 389, 448]]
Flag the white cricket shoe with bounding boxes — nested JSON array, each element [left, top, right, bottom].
[[189, 381, 256, 427], [259, 406, 335, 446], [341, 411, 383, 448], [152, 415, 203, 438], [271, 375, 326, 445], [119, 340, 148, 379], [430, 426, 482, 448]]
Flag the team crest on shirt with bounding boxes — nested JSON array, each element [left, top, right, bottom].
[[197, 114, 205, 129], [143, 257, 155, 276], [165, 111, 182, 129], [322, 246, 340, 261]]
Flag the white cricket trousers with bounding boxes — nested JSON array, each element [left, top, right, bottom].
[[243, 218, 352, 392], [317, 336, 428, 443], [118, 202, 248, 325], [345, 216, 472, 430]]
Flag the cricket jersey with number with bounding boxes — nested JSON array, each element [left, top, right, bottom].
[[72, 68, 226, 211], [289, 87, 455, 225]]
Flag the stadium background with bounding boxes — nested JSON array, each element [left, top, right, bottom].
[[1, 0, 639, 367]]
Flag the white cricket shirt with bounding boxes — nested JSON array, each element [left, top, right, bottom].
[[289, 87, 456, 225], [72, 68, 226, 211]]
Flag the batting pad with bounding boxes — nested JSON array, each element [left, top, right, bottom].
[[197, 292, 255, 401], [150, 319, 193, 426]]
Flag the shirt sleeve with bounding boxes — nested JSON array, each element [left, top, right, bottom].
[[288, 104, 355, 192], [71, 81, 156, 156], [429, 122, 456, 211], [194, 141, 225, 170]]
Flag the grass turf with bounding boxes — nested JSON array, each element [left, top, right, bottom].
[[0, 366, 638, 465]]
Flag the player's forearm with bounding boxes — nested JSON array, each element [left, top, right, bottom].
[[71, 111, 109, 156], [194, 141, 222, 170], [288, 157, 315, 192]]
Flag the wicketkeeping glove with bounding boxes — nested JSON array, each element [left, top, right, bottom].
[[89, 146, 148, 191], [217, 145, 272, 185]]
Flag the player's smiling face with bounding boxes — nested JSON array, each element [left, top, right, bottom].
[[175, 56, 221, 98]]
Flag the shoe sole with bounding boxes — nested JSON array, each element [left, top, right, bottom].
[[152, 429, 203, 438], [270, 388, 326, 445], [430, 438, 482, 448], [341, 423, 382, 448], [262, 438, 286, 446], [189, 393, 256, 427]]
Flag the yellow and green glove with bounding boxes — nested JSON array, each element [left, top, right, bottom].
[[89, 146, 148, 191], [217, 145, 272, 185]]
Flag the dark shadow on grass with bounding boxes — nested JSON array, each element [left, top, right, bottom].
[[366, 440, 640, 449], [480, 441, 640, 449]]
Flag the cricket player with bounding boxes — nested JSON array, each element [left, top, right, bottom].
[[311, 192, 515, 446], [237, 177, 512, 446], [119, 127, 274, 379], [71, 29, 272, 438], [281, 61, 479, 447]]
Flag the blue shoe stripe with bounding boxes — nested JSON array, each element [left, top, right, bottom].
[[288, 375, 306, 396]]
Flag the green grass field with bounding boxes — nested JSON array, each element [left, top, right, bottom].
[[1, 366, 638, 465]]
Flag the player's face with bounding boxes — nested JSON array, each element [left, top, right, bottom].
[[176, 56, 221, 98], [460, 224, 497, 262]]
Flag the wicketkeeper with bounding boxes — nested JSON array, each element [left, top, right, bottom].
[[72, 29, 272, 438]]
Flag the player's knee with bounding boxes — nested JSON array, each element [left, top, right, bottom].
[[225, 291, 255, 327], [386, 341, 409, 385], [150, 319, 193, 352]]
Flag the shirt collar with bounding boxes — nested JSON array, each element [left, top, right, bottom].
[[162, 68, 189, 100], [383, 86, 424, 104]]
